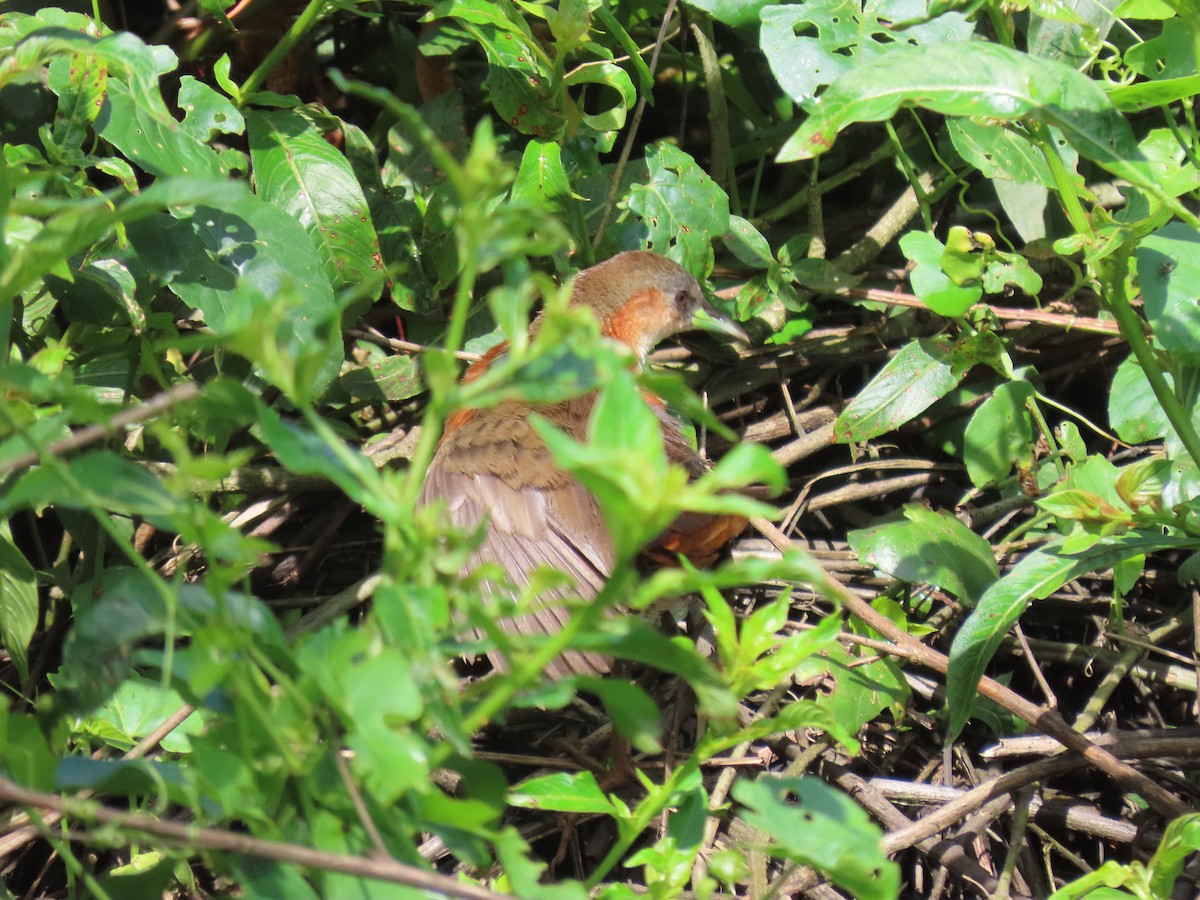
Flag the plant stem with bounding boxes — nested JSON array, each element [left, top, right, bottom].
[[239, 0, 329, 100], [1098, 248, 1200, 473]]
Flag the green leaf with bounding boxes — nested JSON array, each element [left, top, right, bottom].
[[254, 402, 385, 515], [683, 0, 775, 28], [761, 0, 972, 105], [1138, 223, 1200, 364], [91, 35, 231, 178], [563, 61, 635, 136], [0, 522, 37, 682], [0, 708, 57, 792], [613, 143, 730, 275], [849, 505, 999, 605], [834, 338, 965, 442], [1108, 355, 1173, 445], [723, 215, 773, 268], [509, 771, 619, 815], [76, 675, 205, 753], [46, 50, 107, 157], [126, 192, 343, 395], [2, 451, 182, 518], [1147, 814, 1200, 898], [3, 177, 248, 306], [899, 230, 981, 316], [247, 108, 383, 295], [777, 40, 1155, 194], [813, 645, 909, 738], [946, 532, 1197, 738], [1027, 0, 1120, 68], [512, 139, 588, 250], [947, 119, 1074, 187], [733, 776, 900, 900], [54, 566, 282, 716], [963, 380, 1037, 488], [434, 0, 562, 138], [176, 75, 244, 143]]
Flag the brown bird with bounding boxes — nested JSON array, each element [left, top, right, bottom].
[[418, 251, 749, 679]]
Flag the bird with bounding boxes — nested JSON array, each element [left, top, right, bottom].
[[418, 251, 749, 679]]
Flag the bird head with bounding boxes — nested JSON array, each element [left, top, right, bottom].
[[569, 251, 747, 360]]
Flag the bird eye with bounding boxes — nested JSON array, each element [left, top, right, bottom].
[[672, 289, 692, 311]]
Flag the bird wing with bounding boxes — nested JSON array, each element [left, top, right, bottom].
[[418, 403, 615, 678]]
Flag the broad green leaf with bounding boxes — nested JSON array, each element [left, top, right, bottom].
[[434, 0, 562, 138], [1148, 814, 1200, 898], [733, 776, 900, 900], [176, 75, 244, 143], [512, 139, 588, 250], [0, 522, 37, 681], [0, 709, 57, 792], [53, 566, 282, 716], [255, 401, 385, 514], [1046, 860, 1142, 899], [93, 37, 230, 177], [563, 61, 635, 135], [684, 0, 775, 27], [247, 108, 383, 294], [761, 0, 971, 105], [332, 353, 423, 404], [2, 177, 249, 305], [812, 645, 909, 737], [2, 451, 182, 518], [1027, 0, 1120, 68], [77, 675, 205, 753], [849, 504, 999, 604], [1108, 355, 1172, 444], [946, 119, 1076, 189], [778, 40, 1155, 194], [834, 338, 965, 442], [723, 215, 773, 268], [343, 120, 434, 313], [1109, 75, 1200, 112], [946, 532, 1198, 738], [1112, 0, 1175, 15], [46, 51, 106, 157], [1124, 18, 1195, 81], [576, 616, 740, 723], [899, 230, 981, 316], [126, 192, 342, 394], [1137, 223, 1200, 364], [509, 771, 619, 815], [614, 143, 730, 275], [963, 380, 1037, 488]]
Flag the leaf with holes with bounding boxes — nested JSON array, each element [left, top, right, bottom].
[[248, 108, 383, 299], [761, 0, 972, 106], [614, 143, 730, 275]]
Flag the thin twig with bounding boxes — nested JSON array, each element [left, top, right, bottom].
[[0, 381, 200, 476], [0, 775, 519, 900], [750, 516, 1195, 820]]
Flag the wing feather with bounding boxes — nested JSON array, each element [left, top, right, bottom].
[[418, 407, 614, 677]]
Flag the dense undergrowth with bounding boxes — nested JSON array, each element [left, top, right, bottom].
[[2, 0, 1200, 897]]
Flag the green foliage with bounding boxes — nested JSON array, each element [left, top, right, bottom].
[[5, 0, 1200, 895]]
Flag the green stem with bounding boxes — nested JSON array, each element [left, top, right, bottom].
[[397, 252, 479, 513], [1026, 396, 1065, 481], [1028, 122, 1091, 237], [585, 752, 704, 888], [239, 0, 329, 100], [1099, 248, 1200, 473], [885, 121, 930, 231]]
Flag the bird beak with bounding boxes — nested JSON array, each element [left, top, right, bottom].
[[691, 299, 749, 343]]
